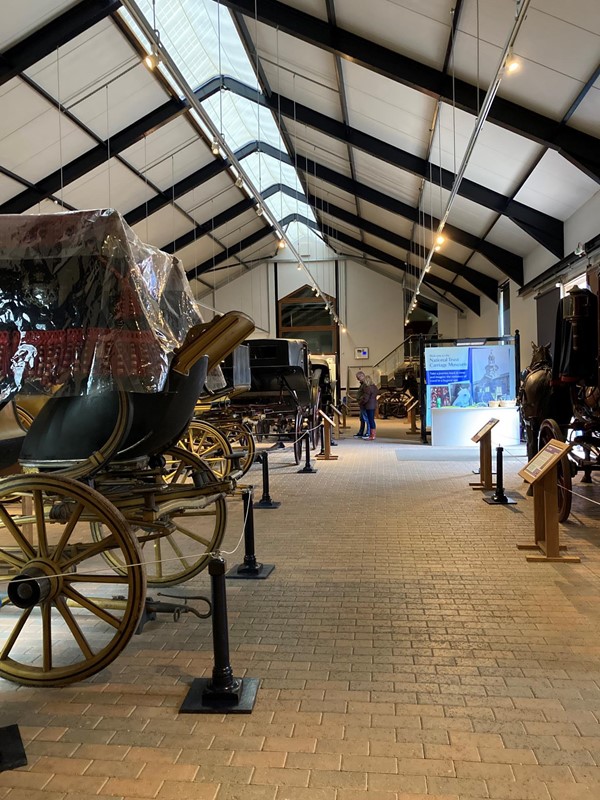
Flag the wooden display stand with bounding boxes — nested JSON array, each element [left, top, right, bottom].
[[339, 403, 349, 429], [469, 418, 498, 490], [316, 410, 338, 460], [405, 399, 419, 435], [330, 404, 343, 438], [517, 440, 579, 563]]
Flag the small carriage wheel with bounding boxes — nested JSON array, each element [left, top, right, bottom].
[[178, 420, 233, 479], [91, 449, 227, 588], [0, 474, 145, 687], [538, 419, 573, 523], [220, 420, 256, 477], [293, 410, 304, 465]]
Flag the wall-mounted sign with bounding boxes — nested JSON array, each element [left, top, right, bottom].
[[354, 347, 369, 359]]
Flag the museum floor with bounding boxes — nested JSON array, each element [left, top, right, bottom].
[[2, 419, 600, 800]]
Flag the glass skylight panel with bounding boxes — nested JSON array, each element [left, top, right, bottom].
[[200, 92, 282, 152]]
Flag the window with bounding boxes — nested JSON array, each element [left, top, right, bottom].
[[278, 285, 337, 356]]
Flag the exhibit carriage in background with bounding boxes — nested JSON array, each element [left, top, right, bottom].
[[519, 286, 600, 522], [0, 209, 254, 686]]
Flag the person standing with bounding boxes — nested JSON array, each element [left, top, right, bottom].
[[353, 371, 369, 437], [363, 375, 378, 439]]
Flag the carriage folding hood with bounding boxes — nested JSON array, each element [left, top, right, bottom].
[[0, 209, 203, 399]]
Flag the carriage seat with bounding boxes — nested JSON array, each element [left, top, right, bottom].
[[20, 311, 255, 470]]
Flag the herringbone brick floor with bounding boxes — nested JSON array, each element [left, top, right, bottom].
[[1, 419, 600, 799]]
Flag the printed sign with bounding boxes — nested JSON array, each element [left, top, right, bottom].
[[471, 418, 499, 443], [354, 347, 369, 359], [518, 439, 571, 484]]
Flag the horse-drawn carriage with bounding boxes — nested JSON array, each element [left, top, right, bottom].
[[223, 338, 317, 463], [0, 209, 254, 686], [519, 286, 599, 521]]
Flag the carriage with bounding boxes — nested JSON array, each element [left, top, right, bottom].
[[0, 209, 254, 686], [224, 338, 317, 463], [519, 286, 599, 522]]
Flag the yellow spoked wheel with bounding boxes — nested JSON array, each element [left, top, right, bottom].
[[0, 475, 145, 687], [178, 420, 233, 479], [91, 449, 227, 587], [220, 420, 256, 477]]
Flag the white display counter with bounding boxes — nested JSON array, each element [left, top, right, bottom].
[[431, 406, 520, 447]]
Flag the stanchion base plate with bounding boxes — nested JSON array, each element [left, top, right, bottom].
[[470, 482, 496, 491], [483, 494, 517, 505], [254, 499, 281, 509], [179, 677, 259, 714], [226, 563, 275, 580], [0, 725, 27, 771], [297, 466, 317, 473]]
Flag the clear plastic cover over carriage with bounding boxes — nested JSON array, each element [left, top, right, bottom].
[[0, 208, 202, 399]]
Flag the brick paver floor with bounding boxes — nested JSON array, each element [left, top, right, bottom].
[[1, 419, 600, 799]]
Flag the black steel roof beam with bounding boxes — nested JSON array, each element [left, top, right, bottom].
[[216, 0, 600, 184], [194, 77, 554, 263], [189, 225, 278, 278], [0, 0, 122, 87], [160, 197, 256, 254], [0, 97, 185, 214]]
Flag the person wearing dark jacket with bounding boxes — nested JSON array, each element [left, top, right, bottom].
[[354, 371, 369, 437], [363, 375, 378, 439]]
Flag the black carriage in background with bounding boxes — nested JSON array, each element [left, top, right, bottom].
[[519, 286, 600, 522], [225, 338, 314, 463]]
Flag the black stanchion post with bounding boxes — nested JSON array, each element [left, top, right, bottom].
[[298, 431, 317, 473], [227, 488, 275, 578], [484, 446, 517, 505], [254, 451, 281, 509], [319, 421, 325, 455], [179, 556, 259, 714]]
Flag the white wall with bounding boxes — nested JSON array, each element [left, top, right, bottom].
[[209, 264, 272, 335], [457, 295, 498, 339], [437, 303, 459, 340]]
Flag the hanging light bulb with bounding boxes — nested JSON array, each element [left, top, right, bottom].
[[434, 245, 441, 252], [255, 205, 263, 216], [296, 263, 302, 270], [341, 325, 347, 333], [505, 49, 520, 74], [278, 239, 286, 250], [436, 234, 445, 245], [235, 176, 244, 188], [211, 140, 221, 156]]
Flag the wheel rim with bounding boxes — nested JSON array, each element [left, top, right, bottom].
[[0, 475, 145, 686], [91, 448, 227, 587], [539, 419, 572, 523], [178, 420, 233, 478], [293, 411, 303, 465], [220, 421, 256, 477]]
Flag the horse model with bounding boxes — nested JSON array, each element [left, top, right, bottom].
[[518, 342, 553, 460]]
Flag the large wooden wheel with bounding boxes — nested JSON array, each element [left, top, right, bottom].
[[91, 448, 227, 587], [310, 390, 321, 450], [178, 420, 233, 479], [0, 474, 145, 686], [539, 419, 573, 523], [219, 420, 256, 477]]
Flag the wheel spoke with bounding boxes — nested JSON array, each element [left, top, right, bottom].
[[172, 522, 212, 548], [62, 586, 122, 629], [54, 597, 94, 659], [53, 502, 84, 560], [41, 602, 52, 672], [0, 503, 36, 559], [0, 606, 33, 661], [0, 547, 26, 570], [33, 490, 49, 558], [61, 534, 119, 570], [164, 534, 191, 569], [153, 539, 163, 578]]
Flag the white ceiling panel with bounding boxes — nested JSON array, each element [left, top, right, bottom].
[[276, 0, 328, 21], [352, 152, 422, 206], [486, 216, 540, 258], [179, 180, 242, 223], [515, 149, 599, 221], [214, 209, 260, 240], [295, 142, 352, 179], [343, 62, 436, 159], [0, 78, 96, 183], [175, 238, 225, 275], [131, 204, 194, 250], [569, 82, 600, 138], [1, 0, 78, 50], [311, 186, 358, 216], [432, 103, 543, 196], [335, 0, 453, 71], [0, 174, 27, 205], [58, 158, 154, 216], [285, 119, 350, 163], [254, 26, 341, 119], [467, 251, 506, 282], [120, 116, 209, 187], [426, 185, 498, 238], [363, 234, 406, 262], [319, 213, 361, 240], [359, 203, 414, 240], [24, 198, 67, 215]]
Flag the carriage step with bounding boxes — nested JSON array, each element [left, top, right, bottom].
[[134, 593, 212, 634]]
